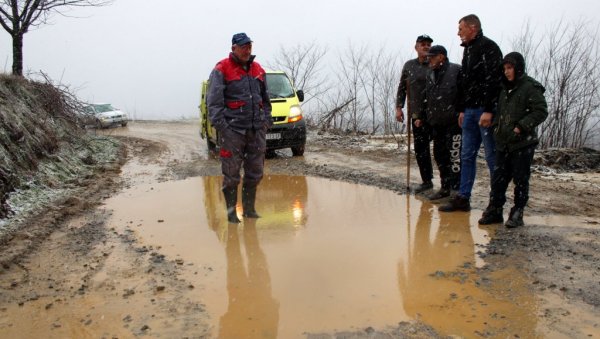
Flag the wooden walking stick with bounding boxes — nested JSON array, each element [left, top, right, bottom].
[[405, 79, 411, 191]]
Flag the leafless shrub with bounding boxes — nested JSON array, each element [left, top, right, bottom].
[[267, 40, 409, 138], [512, 19, 600, 149], [0, 73, 89, 217], [266, 41, 330, 105], [31, 72, 89, 128], [318, 97, 355, 133]]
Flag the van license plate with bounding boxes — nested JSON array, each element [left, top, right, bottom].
[[266, 133, 281, 140]]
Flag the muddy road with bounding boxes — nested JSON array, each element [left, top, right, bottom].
[[1, 120, 599, 338]]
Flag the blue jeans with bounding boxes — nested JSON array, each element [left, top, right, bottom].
[[458, 107, 496, 199]]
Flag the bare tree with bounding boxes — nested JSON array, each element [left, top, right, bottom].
[[336, 42, 369, 133], [511, 19, 543, 69], [512, 19, 600, 148], [266, 41, 329, 105], [309, 42, 402, 135], [358, 47, 380, 134], [376, 52, 402, 136], [358, 46, 401, 135], [0, 0, 112, 76]]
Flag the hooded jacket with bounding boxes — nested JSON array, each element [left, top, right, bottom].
[[494, 52, 548, 152], [207, 53, 273, 133], [425, 61, 462, 126], [458, 30, 503, 113]]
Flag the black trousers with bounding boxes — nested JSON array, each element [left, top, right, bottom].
[[489, 144, 536, 209], [412, 121, 433, 183], [431, 124, 462, 190]]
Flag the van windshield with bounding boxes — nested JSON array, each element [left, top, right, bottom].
[[266, 73, 295, 99]]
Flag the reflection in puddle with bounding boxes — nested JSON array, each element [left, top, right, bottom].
[[101, 175, 539, 337], [399, 202, 536, 337], [218, 220, 279, 338]]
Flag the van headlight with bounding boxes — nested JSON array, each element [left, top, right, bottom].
[[289, 105, 303, 123]]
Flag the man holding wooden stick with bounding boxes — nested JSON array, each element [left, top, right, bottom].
[[396, 34, 434, 193]]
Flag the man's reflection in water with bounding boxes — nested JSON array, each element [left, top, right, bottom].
[[398, 200, 480, 335], [202, 175, 312, 338], [397, 200, 537, 337], [218, 219, 279, 339]]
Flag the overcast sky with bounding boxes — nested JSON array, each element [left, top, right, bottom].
[[1, 0, 598, 119]]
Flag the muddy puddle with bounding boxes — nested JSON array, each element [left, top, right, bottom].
[[7, 174, 589, 338], [88, 174, 548, 338]]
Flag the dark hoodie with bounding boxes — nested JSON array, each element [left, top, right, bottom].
[[493, 52, 548, 152], [501, 52, 526, 88]]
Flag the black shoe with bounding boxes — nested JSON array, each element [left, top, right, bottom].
[[505, 207, 524, 228], [478, 205, 504, 225], [414, 181, 433, 193], [428, 188, 450, 201], [439, 194, 471, 212]]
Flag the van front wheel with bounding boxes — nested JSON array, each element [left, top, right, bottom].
[[206, 130, 220, 154], [207, 138, 217, 153], [291, 144, 305, 156]]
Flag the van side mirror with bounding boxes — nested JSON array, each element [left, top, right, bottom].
[[297, 90, 304, 102]]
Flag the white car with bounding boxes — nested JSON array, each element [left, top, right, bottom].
[[84, 103, 128, 128]]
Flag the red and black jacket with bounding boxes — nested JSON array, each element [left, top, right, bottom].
[[207, 53, 273, 133]]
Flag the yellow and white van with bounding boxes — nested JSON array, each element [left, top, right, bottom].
[[200, 70, 306, 156]]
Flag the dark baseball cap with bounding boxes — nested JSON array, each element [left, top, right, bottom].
[[416, 34, 433, 43], [427, 45, 447, 57], [232, 32, 252, 46]]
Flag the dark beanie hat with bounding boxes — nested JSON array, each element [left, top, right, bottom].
[[427, 45, 447, 57], [502, 52, 526, 79]]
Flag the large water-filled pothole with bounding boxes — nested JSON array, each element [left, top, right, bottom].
[[98, 175, 540, 337]]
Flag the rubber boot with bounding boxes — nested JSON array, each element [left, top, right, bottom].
[[505, 207, 524, 228], [242, 184, 260, 218], [222, 187, 240, 224], [478, 205, 504, 225]]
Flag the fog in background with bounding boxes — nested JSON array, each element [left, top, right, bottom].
[[0, 0, 598, 120]]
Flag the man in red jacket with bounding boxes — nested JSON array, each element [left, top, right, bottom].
[[207, 32, 273, 223]]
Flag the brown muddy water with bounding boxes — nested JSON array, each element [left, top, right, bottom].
[[4, 173, 567, 338], [95, 174, 538, 338]]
